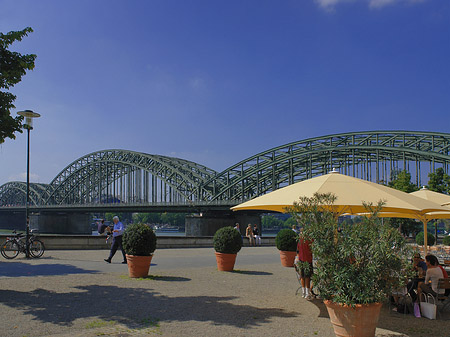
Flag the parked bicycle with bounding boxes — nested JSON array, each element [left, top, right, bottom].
[[1, 229, 45, 259]]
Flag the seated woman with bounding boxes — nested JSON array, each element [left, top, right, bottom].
[[417, 254, 445, 302], [407, 253, 427, 302]]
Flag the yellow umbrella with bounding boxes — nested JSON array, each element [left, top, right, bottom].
[[232, 171, 450, 255], [408, 188, 450, 254], [410, 187, 450, 206], [232, 170, 450, 216], [383, 188, 450, 254]]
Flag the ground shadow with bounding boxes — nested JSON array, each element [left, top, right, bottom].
[[0, 262, 98, 277], [306, 297, 330, 318], [120, 274, 191, 282], [0, 285, 298, 330], [376, 304, 450, 337], [231, 270, 273, 276]]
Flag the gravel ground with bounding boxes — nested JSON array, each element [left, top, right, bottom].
[[0, 247, 449, 337]]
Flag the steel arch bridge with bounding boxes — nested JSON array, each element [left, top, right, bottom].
[[1, 131, 450, 208]]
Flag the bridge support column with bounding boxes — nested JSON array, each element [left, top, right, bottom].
[[185, 211, 261, 237], [0, 210, 25, 230], [30, 212, 91, 234]]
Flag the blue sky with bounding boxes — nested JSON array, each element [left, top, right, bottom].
[[0, 0, 449, 186]]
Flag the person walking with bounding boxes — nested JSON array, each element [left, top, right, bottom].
[[104, 216, 127, 264]]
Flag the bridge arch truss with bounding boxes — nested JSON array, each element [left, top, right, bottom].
[[1, 131, 450, 207], [202, 131, 450, 202]]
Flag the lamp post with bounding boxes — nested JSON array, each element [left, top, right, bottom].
[[17, 109, 41, 258]]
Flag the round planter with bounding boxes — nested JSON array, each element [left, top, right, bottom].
[[324, 300, 382, 337], [279, 250, 296, 267], [215, 252, 237, 271], [126, 254, 153, 278]]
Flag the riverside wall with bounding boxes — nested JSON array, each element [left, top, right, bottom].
[[0, 234, 276, 250]]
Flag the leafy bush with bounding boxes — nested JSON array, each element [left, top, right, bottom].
[[443, 235, 450, 246], [287, 193, 412, 306], [275, 228, 298, 251], [213, 226, 242, 254], [123, 223, 157, 256], [415, 231, 435, 246]]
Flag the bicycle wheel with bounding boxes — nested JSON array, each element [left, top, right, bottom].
[[29, 239, 45, 258], [1, 240, 20, 259]]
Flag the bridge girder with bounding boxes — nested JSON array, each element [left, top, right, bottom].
[[202, 131, 450, 201], [1, 131, 450, 207]]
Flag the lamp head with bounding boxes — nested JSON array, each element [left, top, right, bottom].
[[17, 110, 41, 129]]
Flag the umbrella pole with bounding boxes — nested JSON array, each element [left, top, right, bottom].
[[423, 220, 428, 256]]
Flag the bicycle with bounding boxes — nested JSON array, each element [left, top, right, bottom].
[[1, 229, 45, 259]]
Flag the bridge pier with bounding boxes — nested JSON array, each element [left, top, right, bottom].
[[185, 211, 261, 237], [0, 210, 25, 230], [29, 212, 91, 234]]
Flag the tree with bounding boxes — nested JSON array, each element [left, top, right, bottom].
[[388, 170, 419, 193], [388, 170, 421, 236], [427, 167, 450, 194], [261, 214, 284, 229], [0, 27, 36, 144]]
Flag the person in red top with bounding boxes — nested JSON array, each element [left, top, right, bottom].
[[297, 228, 313, 300]]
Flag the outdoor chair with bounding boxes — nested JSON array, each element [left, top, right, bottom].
[[430, 278, 450, 319]]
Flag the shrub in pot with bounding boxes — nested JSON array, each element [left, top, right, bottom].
[[287, 193, 412, 337], [443, 235, 450, 246], [213, 226, 242, 271], [415, 231, 435, 246], [275, 228, 298, 267], [123, 223, 157, 278]]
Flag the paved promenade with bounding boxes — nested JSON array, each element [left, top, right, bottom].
[[0, 247, 449, 337]]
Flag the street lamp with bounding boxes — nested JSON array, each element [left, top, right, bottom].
[[17, 109, 41, 258]]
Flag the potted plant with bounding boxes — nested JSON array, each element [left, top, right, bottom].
[[122, 223, 157, 278], [275, 228, 298, 267], [213, 226, 242, 271], [443, 236, 450, 254], [287, 193, 411, 337], [415, 231, 435, 246]]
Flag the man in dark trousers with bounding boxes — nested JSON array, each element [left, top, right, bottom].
[[104, 216, 127, 264]]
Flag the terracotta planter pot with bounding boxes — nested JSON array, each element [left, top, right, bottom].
[[324, 300, 382, 337], [279, 250, 296, 267], [126, 254, 153, 278], [215, 252, 237, 271]]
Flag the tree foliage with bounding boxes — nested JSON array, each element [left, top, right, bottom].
[[388, 170, 418, 193], [132, 212, 188, 226], [0, 27, 36, 144], [387, 170, 421, 235], [427, 167, 450, 194]]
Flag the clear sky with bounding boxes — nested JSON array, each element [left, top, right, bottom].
[[0, 0, 449, 187]]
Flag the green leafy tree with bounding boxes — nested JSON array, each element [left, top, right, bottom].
[[388, 170, 418, 193], [0, 27, 36, 143], [105, 212, 132, 224], [284, 216, 297, 228], [261, 214, 284, 229], [427, 167, 450, 194], [388, 170, 421, 236]]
